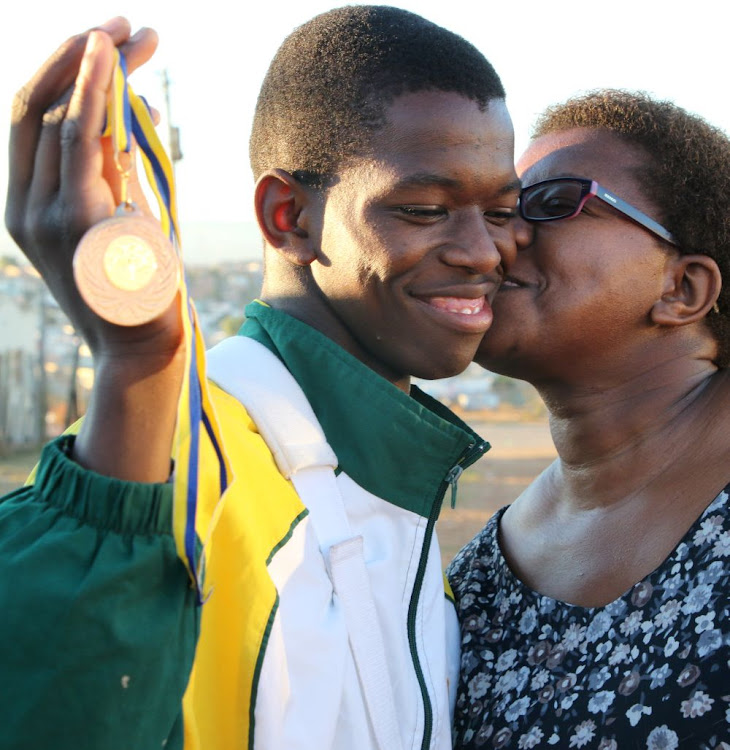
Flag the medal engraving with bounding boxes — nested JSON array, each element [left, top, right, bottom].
[[73, 207, 180, 326], [102, 235, 159, 292]]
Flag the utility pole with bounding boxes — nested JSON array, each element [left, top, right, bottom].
[[64, 338, 80, 430], [36, 289, 48, 445], [160, 69, 183, 176]]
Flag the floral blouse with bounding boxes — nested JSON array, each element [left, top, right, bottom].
[[447, 486, 730, 749]]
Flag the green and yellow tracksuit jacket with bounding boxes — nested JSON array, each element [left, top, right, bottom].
[[0, 302, 488, 750]]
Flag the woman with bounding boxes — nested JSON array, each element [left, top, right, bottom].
[[448, 90, 729, 749]]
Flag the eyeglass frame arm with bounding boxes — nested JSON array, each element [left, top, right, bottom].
[[591, 181, 677, 246]]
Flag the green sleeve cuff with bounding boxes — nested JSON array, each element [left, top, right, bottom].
[[33, 434, 174, 535], [0, 435, 197, 750]]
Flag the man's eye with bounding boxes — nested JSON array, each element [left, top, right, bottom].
[[484, 210, 517, 225], [396, 206, 445, 219]]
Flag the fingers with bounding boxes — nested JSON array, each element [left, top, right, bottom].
[[120, 27, 159, 75], [58, 31, 119, 235], [6, 34, 87, 240], [6, 18, 133, 245]]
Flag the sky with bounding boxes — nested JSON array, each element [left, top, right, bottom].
[[1, 0, 727, 263]]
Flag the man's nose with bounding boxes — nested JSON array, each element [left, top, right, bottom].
[[441, 209, 504, 275]]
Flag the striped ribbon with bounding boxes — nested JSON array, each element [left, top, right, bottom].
[[105, 51, 232, 602]]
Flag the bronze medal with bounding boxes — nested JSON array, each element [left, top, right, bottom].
[[73, 203, 180, 326]]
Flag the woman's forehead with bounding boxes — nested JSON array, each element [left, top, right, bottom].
[[518, 129, 648, 187]]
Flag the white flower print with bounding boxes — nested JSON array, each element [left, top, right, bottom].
[[700, 559, 724, 584], [517, 726, 544, 749], [620, 611, 643, 636], [588, 690, 615, 714], [562, 622, 587, 651], [478, 648, 495, 664], [495, 669, 519, 696], [447, 491, 729, 750], [649, 663, 672, 689], [608, 643, 631, 665], [530, 669, 550, 691], [460, 593, 475, 609], [588, 666, 611, 691], [682, 584, 713, 614], [697, 628, 723, 657], [586, 611, 612, 643], [694, 610, 715, 633], [646, 725, 679, 749], [519, 606, 538, 635], [539, 623, 554, 639], [514, 666, 531, 694], [626, 704, 652, 727], [661, 573, 684, 598], [693, 515, 723, 545], [569, 720, 596, 748], [561, 693, 578, 711], [496, 649, 517, 673], [605, 598, 628, 618], [680, 690, 714, 718], [505, 696, 530, 722], [467, 672, 490, 701], [713, 531, 730, 558]]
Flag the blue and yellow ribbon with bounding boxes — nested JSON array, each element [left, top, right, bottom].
[[105, 50, 232, 602]]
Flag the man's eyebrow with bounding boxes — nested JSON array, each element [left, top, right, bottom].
[[391, 174, 461, 190], [499, 179, 522, 196], [390, 174, 523, 195]]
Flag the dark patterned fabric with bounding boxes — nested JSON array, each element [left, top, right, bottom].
[[448, 486, 730, 749]]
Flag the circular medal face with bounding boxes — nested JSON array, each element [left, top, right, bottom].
[[102, 235, 159, 292], [73, 214, 180, 326]]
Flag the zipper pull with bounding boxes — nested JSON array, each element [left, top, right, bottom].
[[446, 464, 464, 509]]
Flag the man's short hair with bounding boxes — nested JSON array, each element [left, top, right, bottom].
[[249, 5, 505, 186], [533, 89, 730, 367]]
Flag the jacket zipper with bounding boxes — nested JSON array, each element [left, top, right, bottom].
[[407, 438, 490, 749]]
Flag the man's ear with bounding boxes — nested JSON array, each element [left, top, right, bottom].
[[255, 169, 319, 266], [651, 254, 722, 326]]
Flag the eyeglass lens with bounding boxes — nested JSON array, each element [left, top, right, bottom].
[[521, 180, 584, 220]]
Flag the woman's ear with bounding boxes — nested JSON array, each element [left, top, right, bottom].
[[255, 169, 319, 266], [651, 253, 722, 326]]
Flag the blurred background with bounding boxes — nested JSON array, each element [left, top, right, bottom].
[[1, 0, 725, 555]]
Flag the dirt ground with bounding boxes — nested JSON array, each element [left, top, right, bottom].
[[0, 419, 557, 569], [0, 447, 39, 496], [436, 418, 556, 568]]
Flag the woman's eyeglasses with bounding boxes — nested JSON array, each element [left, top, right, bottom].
[[519, 177, 677, 247]]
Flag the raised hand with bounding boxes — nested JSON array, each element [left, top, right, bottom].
[[6, 19, 186, 481], [6, 17, 181, 356]]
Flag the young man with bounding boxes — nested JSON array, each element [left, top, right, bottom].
[[1, 8, 524, 749]]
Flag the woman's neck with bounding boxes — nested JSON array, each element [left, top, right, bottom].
[[537, 360, 728, 511]]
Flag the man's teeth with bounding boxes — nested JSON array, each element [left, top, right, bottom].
[[429, 297, 484, 315]]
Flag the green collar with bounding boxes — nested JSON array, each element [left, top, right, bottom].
[[239, 301, 488, 518]]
